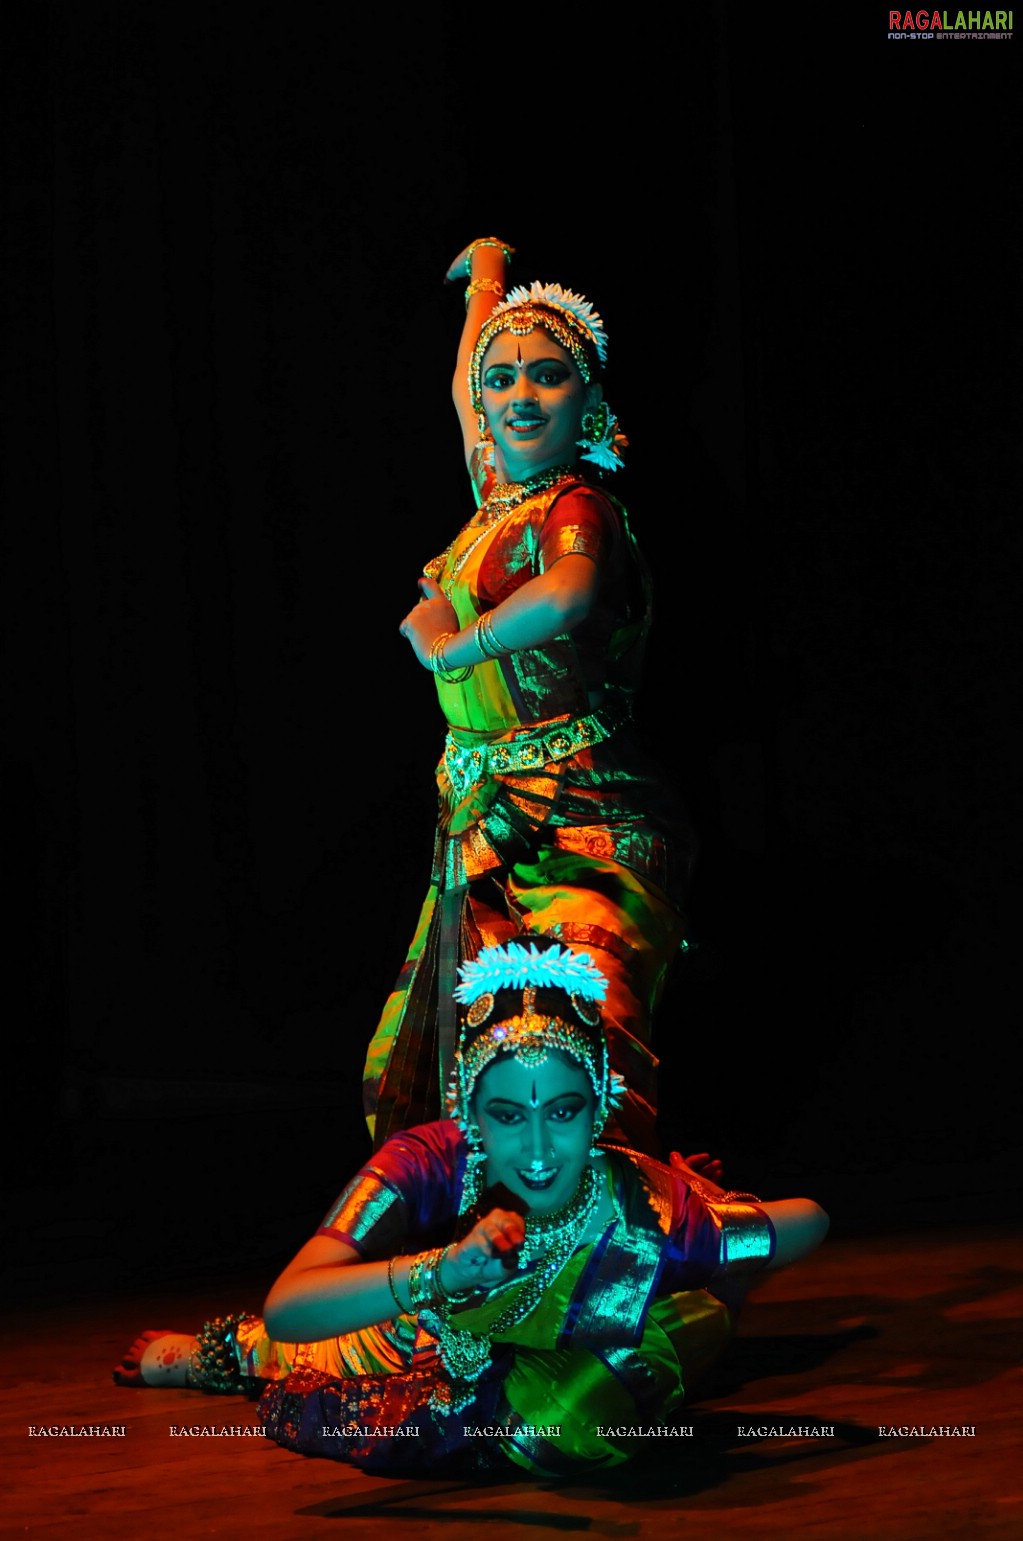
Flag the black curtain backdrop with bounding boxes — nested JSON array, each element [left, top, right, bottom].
[[2, 5, 1020, 1291]]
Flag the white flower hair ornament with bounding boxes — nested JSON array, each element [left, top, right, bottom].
[[454, 940, 608, 1005]]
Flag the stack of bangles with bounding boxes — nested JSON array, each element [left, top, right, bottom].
[[428, 632, 472, 683], [388, 1247, 477, 1314], [428, 612, 511, 681], [474, 611, 509, 661]]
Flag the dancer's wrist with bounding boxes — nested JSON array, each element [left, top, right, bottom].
[[466, 237, 513, 272], [427, 630, 473, 682], [435, 1246, 478, 1303]]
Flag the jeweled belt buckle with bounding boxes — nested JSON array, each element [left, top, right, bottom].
[[445, 738, 487, 796]]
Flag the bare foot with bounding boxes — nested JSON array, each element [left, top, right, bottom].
[[113, 1330, 196, 1388]]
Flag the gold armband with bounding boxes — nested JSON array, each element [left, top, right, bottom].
[[710, 1200, 775, 1275], [465, 278, 505, 309]]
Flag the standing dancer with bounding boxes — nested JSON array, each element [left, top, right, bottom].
[[374, 238, 697, 1154]]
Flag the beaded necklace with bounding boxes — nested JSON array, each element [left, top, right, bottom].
[[424, 1163, 602, 1410], [482, 463, 578, 518], [435, 464, 579, 588]]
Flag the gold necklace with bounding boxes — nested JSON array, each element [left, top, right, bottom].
[[426, 1165, 602, 1411], [435, 466, 579, 587], [480, 464, 578, 520], [518, 1165, 602, 1265]]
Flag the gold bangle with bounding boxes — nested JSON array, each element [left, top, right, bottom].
[[433, 1245, 477, 1305], [387, 1255, 408, 1314], [428, 632, 450, 670], [406, 1247, 446, 1311], [429, 632, 473, 683], [465, 237, 514, 267], [486, 613, 510, 655], [474, 611, 509, 660]]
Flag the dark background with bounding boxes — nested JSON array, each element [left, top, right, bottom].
[[2, 5, 1019, 1298]]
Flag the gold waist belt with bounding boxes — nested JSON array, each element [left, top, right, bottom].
[[444, 707, 624, 797]]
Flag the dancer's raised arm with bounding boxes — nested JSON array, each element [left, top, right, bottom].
[[446, 235, 515, 469]]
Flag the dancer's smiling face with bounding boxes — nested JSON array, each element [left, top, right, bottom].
[[480, 328, 598, 482], [473, 1050, 596, 1215]]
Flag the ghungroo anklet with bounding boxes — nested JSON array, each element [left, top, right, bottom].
[[187, 1313, 252, 1395]]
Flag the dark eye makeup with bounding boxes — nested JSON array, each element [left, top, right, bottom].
[[482, 1093, 589, 1126], [482, 361, 572, 390]]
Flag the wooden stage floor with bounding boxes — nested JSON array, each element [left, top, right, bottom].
[[3, 1222, 1020, 1539]]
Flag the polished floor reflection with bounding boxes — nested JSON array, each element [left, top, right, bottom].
[[5, 1224, 1019, 1538]]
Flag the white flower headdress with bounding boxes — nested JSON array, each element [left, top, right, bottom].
[[454, 939, 608, 1004]]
